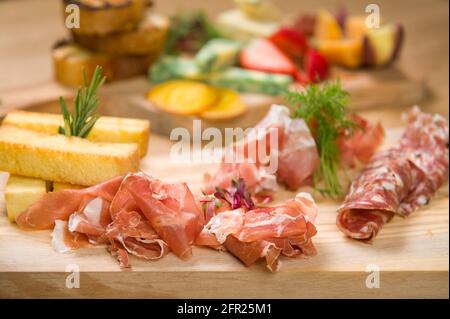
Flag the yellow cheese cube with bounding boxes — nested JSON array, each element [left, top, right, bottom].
[[5, 175, 47, 222]]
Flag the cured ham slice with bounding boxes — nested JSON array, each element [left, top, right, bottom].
[[68, 197, 112, 241], [260, 106, 319, 189], [17, 173, 203, 267], [51, 220, 88, 253], [203, 104, 320, 199], [337, 106, 449, 240], [17, 176, 124, 230], [105, 177, 171, 266], [196, 192, 318, 272], [106, 210, 169, 265], [337, 114, 385, 167], [119, 173, 204, 259], [224, 236, 282, 272], [203, 162, 278, 201]]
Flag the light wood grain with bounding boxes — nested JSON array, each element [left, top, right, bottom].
[[0, 129, 448, 298], [0, 0, 448, 299]]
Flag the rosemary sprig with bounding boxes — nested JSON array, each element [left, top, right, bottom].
[[58, 66, 106, 138], [286, 80, 360, 198]]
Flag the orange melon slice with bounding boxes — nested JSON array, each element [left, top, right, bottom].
[[147, 80, 218, 115], [200, 89, 247, 120]]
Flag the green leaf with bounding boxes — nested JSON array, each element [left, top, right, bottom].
[[73, 88, 83, 134], [79, 114, 99, 138], [59, 96, 72, 136], [163, 10, 226, 55], [58, 66, 106, 138], [287, 80, 360, 199]]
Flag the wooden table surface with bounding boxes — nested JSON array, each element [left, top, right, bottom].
[[0, 129, 448, 298], [0, 0, 448, 298], [0, 0, 448, 127]]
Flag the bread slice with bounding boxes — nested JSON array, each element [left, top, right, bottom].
[[72, 11, 169, 55], [3, 111, 150, 157], [64, 0, 145, 35], [0, 126, 139, 186], [52, 40, 114, 86], [5, 175, 47, 222], [53, 182, 84, 192], [52, 40, 158, 87]]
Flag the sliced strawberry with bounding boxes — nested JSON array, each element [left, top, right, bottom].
[[269, 27, 309, 59], [294, 69, 308, 85], [240, 38, 297, 75], [304, 49, 329, 83]]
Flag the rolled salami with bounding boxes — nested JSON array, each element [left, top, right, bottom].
[[337, 106, 449, 240]]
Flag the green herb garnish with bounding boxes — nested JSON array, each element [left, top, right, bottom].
[[286, 80, 360, 198], [58, 66, 106, 138], [164, 10, 225, 55]]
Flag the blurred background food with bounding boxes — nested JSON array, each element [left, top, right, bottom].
[[64, 0, 150, 35], [0, 0, 448, 127], [0, 0, 448, 299], [55, 0, 169, 86], [6, 0, 412, 91], [139, 0, 417, 124], [52, 40, 161, 86]]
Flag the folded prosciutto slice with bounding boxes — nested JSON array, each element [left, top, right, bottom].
[[262, 106, 320, 189], [203, 162, 278, 203], [17, 176, 124, 230], [120, 173, 204, 259], [337, 106, 449, 240], [17, 173, 204, 267], [196, 192, 318, 272], [203, 105, 320, 199], [337, 114, 385, 167]]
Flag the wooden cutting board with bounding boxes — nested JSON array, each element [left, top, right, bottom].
[[0, 128, 448, 298], [0, 66, 427, 136]]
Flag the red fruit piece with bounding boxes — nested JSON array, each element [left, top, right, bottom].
[[293, 14, 316, 37], [294, 69, 308, 85], [269, 27, 309, 59], [304, 49, 329, 83], [240, 38, 297, 75]]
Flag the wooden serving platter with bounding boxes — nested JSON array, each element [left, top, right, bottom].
[[0, 66, 427, 136], [0, 128, 448, 298]]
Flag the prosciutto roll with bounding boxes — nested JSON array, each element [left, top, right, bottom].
[[196, 192, 318, 272], [337, 106, 449, 240], [203, 104, 320, 198], [17, 173, 204, 267]]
